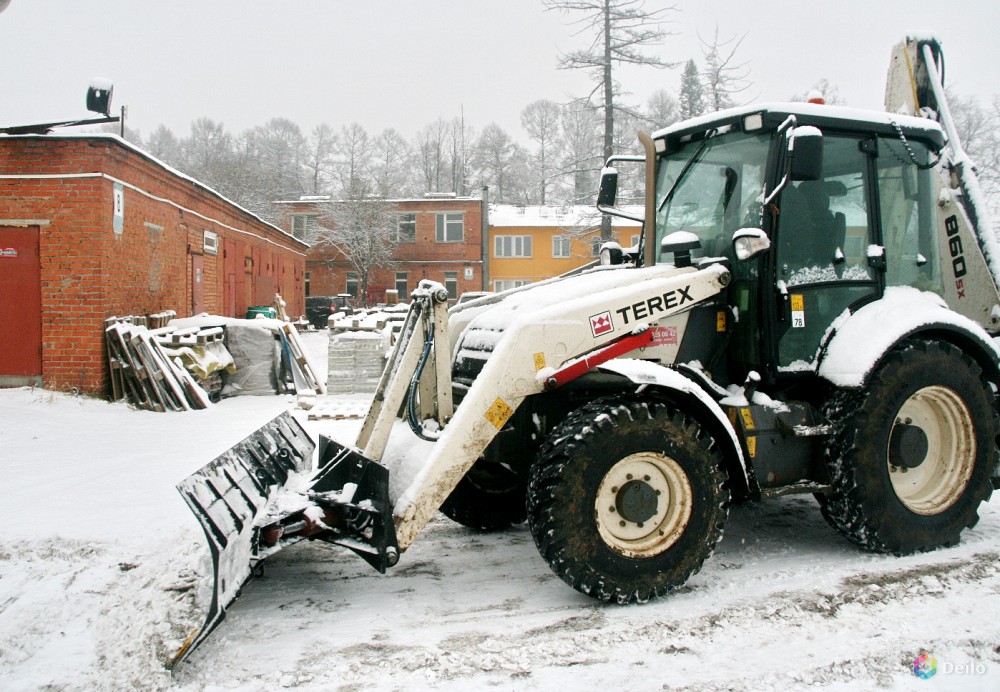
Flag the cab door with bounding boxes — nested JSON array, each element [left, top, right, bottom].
[[772, 135, 881, 370]]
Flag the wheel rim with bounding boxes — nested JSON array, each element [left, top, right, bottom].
[[595, 452, 693, 558], [887, 385, 976, 515]]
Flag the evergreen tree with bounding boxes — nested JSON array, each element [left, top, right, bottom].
[[679, 59, 706, 120]]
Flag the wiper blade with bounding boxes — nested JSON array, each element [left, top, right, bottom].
[[657, 130, 716, 213]]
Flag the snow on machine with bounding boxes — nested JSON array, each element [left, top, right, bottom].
[[172, 36, 1000, 665]]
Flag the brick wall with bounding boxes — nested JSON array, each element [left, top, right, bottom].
[[0, 135, 309, 394], [278, 197, 485, 304]]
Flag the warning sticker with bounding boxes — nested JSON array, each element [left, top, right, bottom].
[[746, 435, 757, 458], [740, 407, 755, 430], [790, 293, 805, 328], [485, 398, 514, 429], [716, 310, 727, 332], [0, 247, 18, 258], [533, 352, 546, 371]]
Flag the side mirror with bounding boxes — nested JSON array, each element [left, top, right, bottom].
[[790, 126, 823, 181], [733, 228, 771, 261], [597, 166, 619, 207], [87, 78, 114, 116]]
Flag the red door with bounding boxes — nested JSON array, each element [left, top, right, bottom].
[[0, 226, 42, 385], [191, 254, 205, 316]]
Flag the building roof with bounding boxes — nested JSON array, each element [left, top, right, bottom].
[[489, 204, 642, 228]]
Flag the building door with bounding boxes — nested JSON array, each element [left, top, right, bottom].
[[0, 226, 42, 385], [191, 254, 205, 316]]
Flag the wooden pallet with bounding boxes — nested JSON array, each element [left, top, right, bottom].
[[105, 317, 211, 411]]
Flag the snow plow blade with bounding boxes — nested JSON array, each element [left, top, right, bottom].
[[170, 413, 397, 667], [171, 411, 315, 667]]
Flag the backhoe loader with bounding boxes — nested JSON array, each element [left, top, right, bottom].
[[172, 36, 1000, 665]]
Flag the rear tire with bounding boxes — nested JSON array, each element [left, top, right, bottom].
[[821, 340, 995, 553], [528, 396, 729, 603]]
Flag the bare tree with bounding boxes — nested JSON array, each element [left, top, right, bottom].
[[475, 123, 520, 203], [370, 128, 414, 198], [544, 0, 677, 236], [303, 123, 337, 195], [313, 185, 399, 307], [255, 117, 307, 199], [950, 91, 1000, 212], [645, 88, 679, 129], [415, 118, 450, 193], [521, 100, 563, 205], [558, 101, 603, 204], [143, 124, 181, 163], [448, 114, 475, 197], [334, 123, 371, 196], [700, 26, 752, 112]]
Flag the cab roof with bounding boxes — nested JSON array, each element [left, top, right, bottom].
[[651, 102, 946, 152]]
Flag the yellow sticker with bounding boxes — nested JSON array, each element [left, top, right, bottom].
[[485, 398, 514, 429], [716, 310, 727, 332], [790, 294, 805, 311], [746, 435, 757, 458], [533, 352, 546, 371], [740, 407, 755, 430]]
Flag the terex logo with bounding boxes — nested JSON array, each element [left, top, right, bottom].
[[590, 311, 614, 337], [615, 285, 695, 326]]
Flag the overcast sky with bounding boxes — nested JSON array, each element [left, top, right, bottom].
[[0, 0, 996, 145]]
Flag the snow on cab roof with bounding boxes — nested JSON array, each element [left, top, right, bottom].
[[650, 102, 944, 141]]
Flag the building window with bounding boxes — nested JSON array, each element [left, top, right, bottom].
[[444, 271, 458, 299], [397, 213, 416, 242], [591, 237, 605, 257], [203, 230, 219, 255], [552, 235, 571, 258], [494, 279, 532, 292], [495, 235, 532, 258], [630, 234, 640, 249], [292, 214, 315, 240], [346, 272, 358, 298], [395, 271, 408, 298], [436, 213, 464, 243], [305, 271, 311, 297]]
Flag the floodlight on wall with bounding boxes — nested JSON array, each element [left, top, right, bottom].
[[0, 77, 122, 135], [87, 78, 114, 117]]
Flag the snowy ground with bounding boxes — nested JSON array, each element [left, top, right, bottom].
[[2, 330, 999, 691]]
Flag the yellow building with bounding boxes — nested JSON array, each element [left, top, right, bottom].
[[488, 205, 642, 291]]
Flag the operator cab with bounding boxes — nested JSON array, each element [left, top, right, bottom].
[[598, 103, 947, 388]]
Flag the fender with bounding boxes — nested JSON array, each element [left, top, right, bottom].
[[596, 358, 749, 493], [818, 286, 1000, 388]]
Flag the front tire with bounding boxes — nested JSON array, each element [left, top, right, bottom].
[[821, 340, 995, 554], [528, 396, 729, 603]]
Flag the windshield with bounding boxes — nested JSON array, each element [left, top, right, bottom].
[[655, 131, 771, 263]]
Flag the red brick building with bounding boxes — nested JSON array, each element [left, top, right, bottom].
[[275, 194, 486, 305], [0, 134, 308, 394]]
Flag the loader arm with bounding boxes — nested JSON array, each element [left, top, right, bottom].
[[375, 264, 731, 548]]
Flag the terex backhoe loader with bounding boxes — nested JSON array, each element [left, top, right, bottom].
[[172, 36, 1000, 664]]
